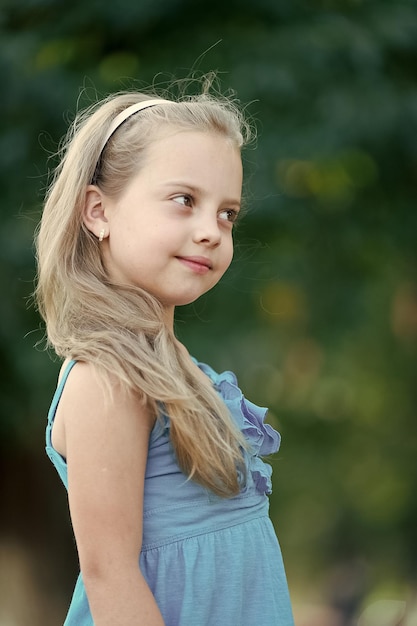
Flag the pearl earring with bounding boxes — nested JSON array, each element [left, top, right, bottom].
[[98, 229, 105, 242]]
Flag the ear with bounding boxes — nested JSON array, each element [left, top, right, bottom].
[[83, 185, 109, 239]]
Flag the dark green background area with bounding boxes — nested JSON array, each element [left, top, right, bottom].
[[1, 1, 417, 624]]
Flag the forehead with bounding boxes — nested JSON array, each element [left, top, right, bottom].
[[121, 129, 243, 202], [143, 129, 242, 171]]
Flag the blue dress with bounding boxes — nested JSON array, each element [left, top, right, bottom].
[[46, 359, 294, 625]]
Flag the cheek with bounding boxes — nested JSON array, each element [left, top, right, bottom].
[[221, 239, 234, 272]]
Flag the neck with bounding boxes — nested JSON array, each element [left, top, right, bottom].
[[162, 305, 175, 330], [162, 306, 191, 360]]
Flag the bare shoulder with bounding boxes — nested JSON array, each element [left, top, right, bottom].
[[52, 360, 155, 458], [58, 359, 123, 400]]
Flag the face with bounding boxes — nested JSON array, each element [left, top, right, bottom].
[[93, 130, 243, 322]]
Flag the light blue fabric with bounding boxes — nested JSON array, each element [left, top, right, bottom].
[[46, 359, 294, 625]]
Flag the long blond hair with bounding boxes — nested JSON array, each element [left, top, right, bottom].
[[35, 82, 253, 497]]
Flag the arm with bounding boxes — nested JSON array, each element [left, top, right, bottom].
[[56, 361, 165, 625]]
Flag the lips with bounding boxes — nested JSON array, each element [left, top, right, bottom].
[[176, 256, 213, 274]]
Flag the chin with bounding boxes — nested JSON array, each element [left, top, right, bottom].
[[174, 291, 212, 307], [175, 297, 202, 307]]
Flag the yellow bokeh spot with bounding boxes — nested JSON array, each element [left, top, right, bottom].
[[276, 149, 378, 209], [34, 38, 76, 70], [276, 159, 317, 198], [259, 281, 307, 324], [99, 52, 140, 83]]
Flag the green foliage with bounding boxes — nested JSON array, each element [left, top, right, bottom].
[[1, 0, 417, 620]]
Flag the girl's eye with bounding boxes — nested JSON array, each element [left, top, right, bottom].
[[172, 194, 192, 207], [218, 209, 239, 224]]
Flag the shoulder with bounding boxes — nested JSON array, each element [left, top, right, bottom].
[[53, 359, 155, 458], [58, 359, 113, 396], [59, 360, 148, 415]]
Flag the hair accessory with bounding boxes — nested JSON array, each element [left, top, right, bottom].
[[98, 98, 173, 156], [98, 229, 105, 242]]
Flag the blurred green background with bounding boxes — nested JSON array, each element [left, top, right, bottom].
[[1, 0, 417, 624]]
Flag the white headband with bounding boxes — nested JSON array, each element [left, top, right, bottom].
[[98, 98, 173, 155]]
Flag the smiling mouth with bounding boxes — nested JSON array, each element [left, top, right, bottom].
[[176, 256, 213, 273]]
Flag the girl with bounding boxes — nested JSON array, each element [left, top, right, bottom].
[[36, 82, 294, 625]]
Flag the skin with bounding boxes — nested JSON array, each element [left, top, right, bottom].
[[52, 129, 243, 625]]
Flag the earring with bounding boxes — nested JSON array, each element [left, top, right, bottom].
[[98, 229, 105, 242]]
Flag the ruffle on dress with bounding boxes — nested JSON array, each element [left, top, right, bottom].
[[196, 362, 281, 496]]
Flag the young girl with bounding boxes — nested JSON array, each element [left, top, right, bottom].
[[36, 82, 294, 625]]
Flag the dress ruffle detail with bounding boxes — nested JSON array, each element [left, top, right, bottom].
[[197, 363, 281, 496]]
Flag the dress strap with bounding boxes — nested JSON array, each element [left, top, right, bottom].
[[47, 360, 76, 427]]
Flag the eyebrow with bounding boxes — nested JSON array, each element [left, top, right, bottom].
[[161, 180, 241, 207]]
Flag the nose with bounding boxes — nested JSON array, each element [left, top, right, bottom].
[[192, 212, 221, 247]]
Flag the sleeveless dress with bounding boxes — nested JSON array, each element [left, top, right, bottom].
[[46, 359, 294, 626]]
